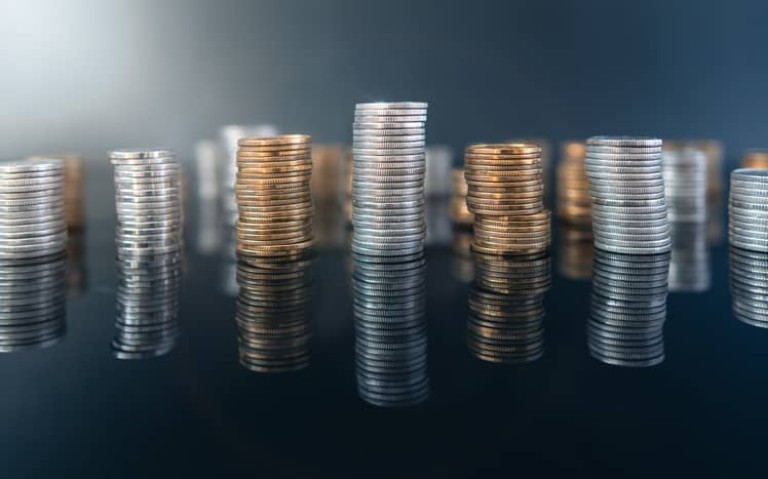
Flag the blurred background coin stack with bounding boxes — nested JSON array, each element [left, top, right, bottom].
[[425, 146, 453, 246], [451, 227, 474, 283], [110, 149, 184, 359], [450, 168, 473, 226], [235, 255, 313, 372], [353, 253, 429, 407], [668, 222, 710, 293], [351, 102, 428, 257], [235, 135, 314, 259], [556, 140, 591, 224], [464, 143, 550, 255], [311, 144, 345, 248], [729, 247, 768, 328], [557, 222, 595, 281], [741, 149, 768, 169], [585, 136, 671, 255], [588, 250, 670, 367], [467, 252, 550, 364], [729, 169, 768, 252]]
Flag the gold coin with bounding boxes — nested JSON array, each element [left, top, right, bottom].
[[466, 143, 541, 156]]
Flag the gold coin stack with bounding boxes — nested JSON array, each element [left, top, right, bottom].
[[555, 141, 590, 224], [450, 168, 473, 225], [464, 143, 550, 255], [235, 135, 314, 258], [742, 149, 768, 169]]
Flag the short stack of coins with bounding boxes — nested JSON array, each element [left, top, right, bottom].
[[585, 136, 671, 255], [467, 252, 550, 364], [353, 253, 429, 407], [556, 140, 590, 224], [729, 169, 768, 252], [450, 168, 473, 226], [464, 143, 550, 255], [352, 101, 428, 257], [235, 135, 314, 258], [588, 250, 670, 367], [741, 149, 768, 169], [235, 255, 313, 372], [662, 144, 708, 223], [729, 246, 768, 328]]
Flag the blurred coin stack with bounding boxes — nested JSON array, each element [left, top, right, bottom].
[[729, 169, 768, 252], [468, 252, 550, 364], [110, 149, 184, 359], [235, 255, 313, 372], [425, 145, 453, 198], [669, 222, 710, 292], [0, 254, 67, 352], [557, 222, 594, 280], [235, 135, 314, 258], [312, 145, 345, 248], [352, 102, 428, 257], [588, 250, 670, 367], [585, 136, 671, 254], [741, 149, 768, 169], [353, 253, 429, 407], [451, 227, 474, 283], [450, 168, 473, 226], [464, 143, 550, 255], [556, 141, 590, 224], [662, 145, 708, 223], [729, 247, 768, 328]]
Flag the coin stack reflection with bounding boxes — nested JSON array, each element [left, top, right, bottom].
[[468, 253, 550, 364], [588, 250, 670, 367], [450, 168, 473, 226], [729, 247, 768, 328], [741, 150, 768, 169], [585, 137, 671, 255], [110, 149, 183, 359], [669, 222, 710, 292], [464, 144, 550, 255], [352, 102, 428, 257], [353, 253, 429, 407], [729, 169, 768, 252], [0, 254, 66, 352], [235, 135, 314, 258], [235, 256, 313, 372], [556, 141, 590, 224], [557, 223, 594, 280]]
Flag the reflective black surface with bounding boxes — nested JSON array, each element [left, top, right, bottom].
[[2, 162, 767, 479]]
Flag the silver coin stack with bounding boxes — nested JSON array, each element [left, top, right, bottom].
[[353, 253, 429, 407], [0, 160, 67, 259], [0, 254, 67, 352], [729, 169, 768, 252], [729, 247, 768, 328], [585, 136, 671, 254], [588, 250, 670, 367], [352, 102, 428, 257], [662, 145, 708, 223], [468, 252, 550, 364]]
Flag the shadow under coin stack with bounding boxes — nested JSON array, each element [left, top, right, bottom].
[[110, 149, 183, 359], [464, 144, 550, 255], [729, 169, 768, 253], [588, 250, 670, 367], [235, 255, 313, 372], [556, 141, 590, 224], [729, 247, 768, 328], [235, 135, 314, 259], [585, 137, 671, 255], [467, 252, 550, 364], [353, 253, 429, 407]]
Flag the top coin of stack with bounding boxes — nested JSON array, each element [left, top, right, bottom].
[[352, 101, 428, 257], [741, 149, 768, 169], [585, 136, 671, 255], [0, 160, 67, 259], [235, 135, 314, 259], [556, 140, 590, 224], [729, 169, 768, 252], [464, 143, 550, 255]]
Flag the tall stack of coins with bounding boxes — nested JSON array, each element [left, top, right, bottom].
[[450, 168, 473, 225], [588, 250, 670, 367], [662, 144, 708, 223], [352, 102, 428, 257], [468, 252, 550, 364], [235, 255, 313, 372], [585, 136, 671, 255], [729, 169, 768, 252], [741, 149, 768, 169], [235, 135, 314, 258], [730, 247, 768, 328], [0, 160, 67, 259], [556, 141, 590, 224], [353, 253, 429, 407], [464, 143, 550, 255]]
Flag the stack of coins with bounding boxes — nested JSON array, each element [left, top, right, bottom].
[[557, 223, 594, 280], [556, 141, 590, 224], [669, 222, 710, 293], [343, 149, 354, 225], [729, 169, 768, 252], [585, 136, 671, 254], [0, 254, 66, 352], [662, 144, 708, 223], [235, 135, 314, 258], [510, 138, 551, 196], [353, 253, 429, 407], [451, 227, 474, 283], [450, 168, 473, 225], [311, 144, 344, 203], [425, 145, 453, 198], [352, 102, 428, 257], [468, 252, 550, 364], [464, 143, 550, 255], [588, 250, 670, 367], [29, 155, 85, 230], [0, 160, 67, 259], [729, 247, 768, 328], [235, 255, 313, 372], [741, 149, 768, 169]]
